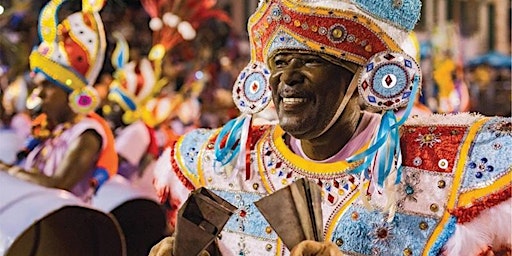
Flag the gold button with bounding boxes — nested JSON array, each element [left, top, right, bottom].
[[265, 244, 272, 251], [437, 180, 446, 188], [403, 248, 412, 256], [281, 179, 288, 185], [335, 238, 343, 246], [207, 177, 212, 182], [265, 226, 272, 234], [311, 25, 318, 32], [293, 20, 301, 27], [332, 28, 343, 38], [207, 143, 214, 149], [365, 44, 372, 52], [419, 221, 428, 230], [430, 203, 439, 212], [253, 183, 259, 190], [351, 212, 359, 220]]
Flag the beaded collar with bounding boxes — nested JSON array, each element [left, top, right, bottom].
[[258, 125, 368, 177]]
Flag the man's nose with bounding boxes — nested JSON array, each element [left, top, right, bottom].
[[280, 59, 305, 86], [26, 87, 43, 111]]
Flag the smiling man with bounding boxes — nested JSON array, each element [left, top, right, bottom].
[[151, 0, 511, 255], [268, 52, 364, 161]]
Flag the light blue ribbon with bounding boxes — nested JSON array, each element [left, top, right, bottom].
[[214, 116, 246, 165], [348, 74, 421, 187]]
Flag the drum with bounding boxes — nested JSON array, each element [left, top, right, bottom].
[[93, 175, 167, 256], [0, 172, 125, 256]]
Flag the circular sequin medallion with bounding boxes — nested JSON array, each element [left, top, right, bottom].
[[232, 62, 272, 114], [357, 51, 421, 110]]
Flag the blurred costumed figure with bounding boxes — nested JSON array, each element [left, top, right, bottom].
[[431, 23, 470, 113], [1, 0, 117, 203], [138, 0, 231, 144], [0, 74, 32, 164], [433, 54, 470, 113], [104, 33, 164, 189]]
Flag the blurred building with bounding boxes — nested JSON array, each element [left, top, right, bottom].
[[222, 0, 511, 58], [416, 0, 511, 58]]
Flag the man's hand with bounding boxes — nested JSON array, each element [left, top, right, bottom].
[[0, 160, 11, 171], [149, 236, 175, 256], [148, 236, 211, 256], [0, 161, 23, 176], [290, 240, 343, 256]]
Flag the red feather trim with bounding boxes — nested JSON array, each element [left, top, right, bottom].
[[449, 185, 512, 224]]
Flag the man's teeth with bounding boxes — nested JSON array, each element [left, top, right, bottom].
[[282, 98, 307, 103]]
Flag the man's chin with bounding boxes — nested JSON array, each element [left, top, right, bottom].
[[279, 122, 312, 139]]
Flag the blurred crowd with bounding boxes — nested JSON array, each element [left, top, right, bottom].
[[1, 1, 510, 149], [0, 0, 254, 163], [0, 1, 252, 254]]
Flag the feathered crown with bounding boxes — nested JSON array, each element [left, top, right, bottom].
[[107, 33, 167, 124], [140, 0, 231, 53], [29, 0, 106, 114]]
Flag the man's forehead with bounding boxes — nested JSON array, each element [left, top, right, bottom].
[[32, 73, 47, 85], [271, 52, 322, 59], [269, 50, 359, 73]]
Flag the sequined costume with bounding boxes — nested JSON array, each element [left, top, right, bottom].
[[23, 116, 109, 200], [153, 0, 511, 255], [154, 113, 511, 255]]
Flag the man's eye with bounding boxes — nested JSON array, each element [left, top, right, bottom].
[[274, 59, 288, 68], [304, 58, 323, 66], [42, 81, 53, 88]]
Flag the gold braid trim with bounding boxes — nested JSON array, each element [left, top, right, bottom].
[[29, 51, 87, 91]]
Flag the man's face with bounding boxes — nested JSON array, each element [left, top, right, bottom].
[[103, 101, 125, 130], [35, 79, 69, 118], [268, 52, 354, 139]]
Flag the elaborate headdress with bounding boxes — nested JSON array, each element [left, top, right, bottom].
[[217, 0, 424, 209], [140, 0, 231, 54], [143, 96, 174, 128], [29, 0, 106, 114], [107, 0, 230, 126], [107, 33, 166, 125], [233, 0, 422, 115]]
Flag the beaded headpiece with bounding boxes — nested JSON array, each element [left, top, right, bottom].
[[233, 0, 422, 114], [29, 0, 106, 114]]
